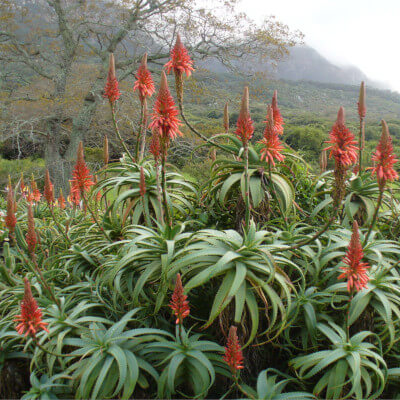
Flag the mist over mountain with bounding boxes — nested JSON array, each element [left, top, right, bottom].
[[274, 46, 388, 90], [199, 45, 388, 91]]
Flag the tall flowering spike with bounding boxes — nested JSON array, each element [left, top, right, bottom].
[[103, 136, 109, 166], [133, 53, 155, 103], [338, 221, 370, 293], [26, 203, 37, 255], [223, 103, 229, 133], [5, 187, 17, 233], [235, 87, 254, 145], [370, 120, 399, 190], [43, 170, 54, 205], [165, 34, 194, 78], [358, 81, 366, 119], [149, 71, 182, 141], [325, 107, 358, 167], [258, 105, 285, 166], [149, 130, 161, 162], [139, 167, 146, 197], [103, 53, 120, 104], [165, 34, 194, 105], [169, 273, 190, 324], [320, 149, 328, 173], [223, 326, 244, 373], [30, 175, 41, 203], [272, 90, 284, 135], [70, 142, 94, 197], [58, 189, 66, 210], [15, 278, 48, 338]]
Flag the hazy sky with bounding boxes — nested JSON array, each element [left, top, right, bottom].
[[240, 0, 400, 92]]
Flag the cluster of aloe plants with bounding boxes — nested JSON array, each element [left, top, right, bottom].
[[1, 36, 400, 400]]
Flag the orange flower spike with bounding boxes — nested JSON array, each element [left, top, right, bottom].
[[370, 120, 399, 190], [15, 277, 49, 338], [103, 53, 120, 104], [223, 326, 244, 373], [133, 53, 155, 103], [272, 90, 284, 135], [44, 170, 54, 205], [338, 221, 370, 293], [235, 87, 254, 146], [169, 273, 190, 324], [325, 107, 358, 167], [58, 189, 66, 210], [26, 203, 37, 255], [258, 105, 285, 166], [149, 131, 161, 162], [5, 186, 17, 233], [70, 142, 94, 197], [164, 34, 194, 78], [149, 71, 182, 141]]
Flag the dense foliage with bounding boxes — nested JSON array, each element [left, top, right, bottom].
[[1, 38, 400, 400]]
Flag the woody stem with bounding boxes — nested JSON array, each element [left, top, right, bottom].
[[233, 375, 255, 400], [48, 204, 71, 245], [244, 143, 251, 231], [110, 103, 136, 163], [82, 193, 111, 242], [364, 188, 384, 246], [358, 116, 364, 172], [161, 151, 172, 227]]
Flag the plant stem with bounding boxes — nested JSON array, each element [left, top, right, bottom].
[[110, 104, 136, 163], [267, 164, 288, 229], [138, 99, 148, 161], [34, 339, 71, 358], [358, 116, 365, 173], [48, 204, 71, 245], [161, 151, 172, 227], [82, 194, 111, 242], [363, 189, 384, 245], [234, 375, 255, 400], [179, 104, 235, 155], [243, 143, 251, 231], [154, 160, 164, 223], [271, 205, 339, 254]]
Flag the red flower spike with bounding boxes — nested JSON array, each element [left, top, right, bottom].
[[58, 189, 66, 210], [149, 71, 182, 141], [26, 203, 37, 255], [235, 87, 254, 145], [103, 53, 120, 104], [44, 170, 54, 205], [338, 221, 370, 293], [139, 167, 146, 197], [5, 187, 17, 232], [164, 34, 194, 78], [358, 81, 366, 119], [272, 90, 284, 135], [169, 273, 190, 324], [223, 326, 244, 372], [133, 53, 155, 103], [259, 105, 285, 166], [149, 130, 161, 162], [20, 173, 27, 194], [70, 142, 94, 197], [325, 107, 358, 167], [369, 120, 399, 190], [15, 278, 48, 338]]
